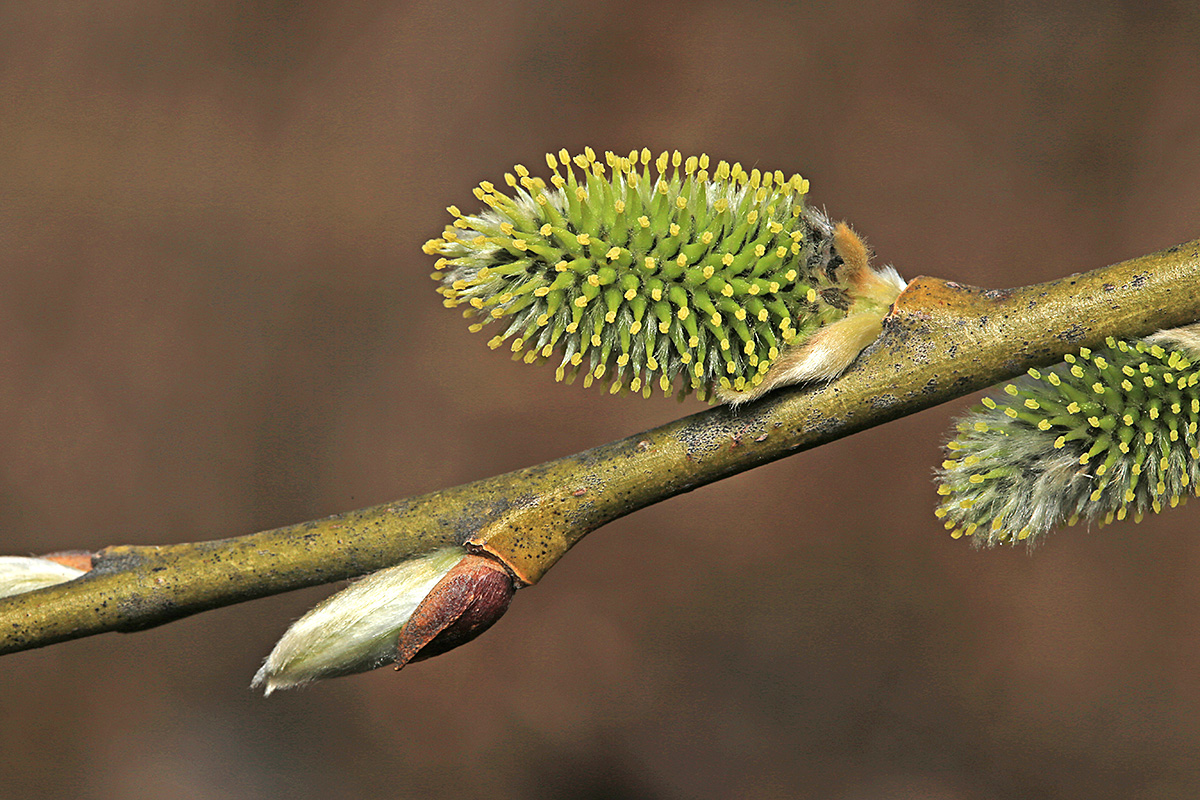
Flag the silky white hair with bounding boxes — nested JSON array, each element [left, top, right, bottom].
[[252, 547, 466, 695], [0, 556, 85, 599]]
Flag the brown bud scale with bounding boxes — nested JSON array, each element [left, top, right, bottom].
[[394, 553, 515, 668]]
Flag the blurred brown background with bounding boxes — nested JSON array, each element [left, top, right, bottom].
[[2, 1, 1200, 798]]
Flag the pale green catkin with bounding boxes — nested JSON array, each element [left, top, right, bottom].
[[424, 148, 904, 403], [936, 326, 1200, 545]]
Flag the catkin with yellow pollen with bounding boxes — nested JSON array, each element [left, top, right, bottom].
[[424, 148, 906, 403], [936, 325, 1200, 546]]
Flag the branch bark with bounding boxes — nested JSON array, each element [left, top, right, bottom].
[[3, 239, 1199, 656]]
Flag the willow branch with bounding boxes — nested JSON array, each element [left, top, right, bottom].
[[3, 239, 1199, 656]]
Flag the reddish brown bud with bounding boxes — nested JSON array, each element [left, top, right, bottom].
[[394, 553, 515, 669]]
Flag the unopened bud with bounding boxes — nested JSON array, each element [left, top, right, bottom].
[[0, 554, 90, 599], [252, 548, 515, 695]]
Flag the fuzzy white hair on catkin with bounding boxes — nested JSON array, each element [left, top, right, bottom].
[[716, 312, 888, 404], [1146, 325, 1200, 355], [253, 547, 466, 695]]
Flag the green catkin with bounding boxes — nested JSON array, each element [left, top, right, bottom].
[[936, 326, 1200, 546], [424, 148, 905, 402]]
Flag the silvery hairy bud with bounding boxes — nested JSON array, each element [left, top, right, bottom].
[[253, 548, 514, 695]]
